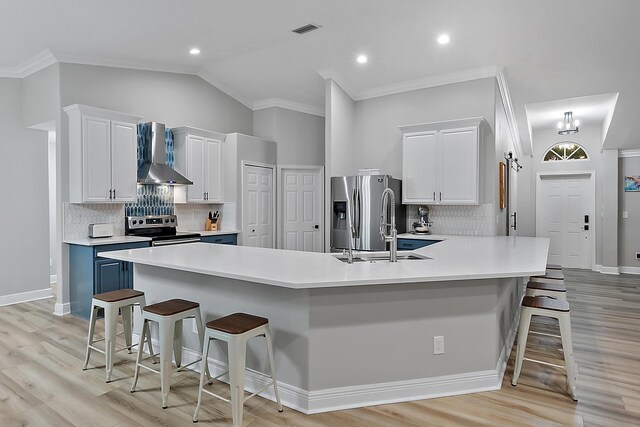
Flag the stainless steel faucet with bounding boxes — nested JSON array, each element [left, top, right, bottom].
[[379, 188, 398, 262]]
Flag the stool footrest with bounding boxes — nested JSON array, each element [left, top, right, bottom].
[[138, 363, 161, 375], [244, 380, 275, 403], [202, 388, 231, 403], [529, 330, 562, 339], [523, 356, 566, 370], [175, 358, 202, 372]]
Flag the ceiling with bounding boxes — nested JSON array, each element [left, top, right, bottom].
[[2, 0, 639, 154]]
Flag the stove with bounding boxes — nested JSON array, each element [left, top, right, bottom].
[[125, 215, 201, 246]]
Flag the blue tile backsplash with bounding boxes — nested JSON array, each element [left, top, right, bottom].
[[125, 123, 176, 216]]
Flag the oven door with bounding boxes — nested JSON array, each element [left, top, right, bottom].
[[151, 237, 201, 247]]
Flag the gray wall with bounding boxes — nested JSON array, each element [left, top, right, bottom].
[[22, 63, 60, 128], [253, 107, 324, 166], [0, 78, 50, 298], [619, 156, 640, 267]]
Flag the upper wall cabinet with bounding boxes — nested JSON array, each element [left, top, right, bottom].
[[400, 117, 488, 205], [173, 127, 226, 204], [65, 104, 142, 203]]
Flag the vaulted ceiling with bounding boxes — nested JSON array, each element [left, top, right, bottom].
[[2, 0, 638, 154]]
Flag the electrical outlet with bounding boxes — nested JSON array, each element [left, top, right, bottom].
[[433, 336, 444, 355], [636, 252, 640, 260], [623, 211, 629, 219]]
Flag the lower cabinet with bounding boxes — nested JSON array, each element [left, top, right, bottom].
[[200, 234, 238, 245], [69, 241, 149, 320], [396, 238, 441, 251]]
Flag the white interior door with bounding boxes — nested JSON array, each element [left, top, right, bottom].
[[243, 164, 274, 248], [281, 168, 323, 252], [537, 175, 591, 268]]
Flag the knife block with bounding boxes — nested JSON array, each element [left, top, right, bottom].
[[205, 218, 219, 231]]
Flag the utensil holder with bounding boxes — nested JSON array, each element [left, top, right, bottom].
[[205, 219, 219, 231]]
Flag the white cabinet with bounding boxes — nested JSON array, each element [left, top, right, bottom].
[[65, 104, 141, 203], [400, 118, 487, 205], [173, 127, 225, 204]]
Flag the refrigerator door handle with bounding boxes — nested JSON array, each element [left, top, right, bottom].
[[352, 188, 360, 239]]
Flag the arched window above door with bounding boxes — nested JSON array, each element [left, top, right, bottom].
[[543, 142, 589, 162]]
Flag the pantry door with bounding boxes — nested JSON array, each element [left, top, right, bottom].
[[242, 163, 275, 248], [536, 173, 593, 269]]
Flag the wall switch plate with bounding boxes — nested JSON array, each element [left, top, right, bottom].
[[623, 211, 629, 219], [636, 252, 640, 260], [434, 336, 444, 355]]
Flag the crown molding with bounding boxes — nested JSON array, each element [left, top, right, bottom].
[[317, 68, 357, 101], [253, 98, 325, 117], [619, 149, 640, 158], [496, 69, 524, 158], [0, 49, 57, 78], [56, 53, 198, 75], [357, 65, 499, 101], [197, 67, 254, 110]]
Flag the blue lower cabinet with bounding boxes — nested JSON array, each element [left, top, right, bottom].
[[397, 238, 440, 251], [69, 241, 149, 320], [200, 234, 237, 245]]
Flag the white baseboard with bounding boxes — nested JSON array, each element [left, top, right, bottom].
[[0, 288, 52, 307], [594, 264, 620, 275], [619, 266, 640, 275], [134, 334, 504, 414], [50, 274, 57, 284], [54, 302, 71, 316]]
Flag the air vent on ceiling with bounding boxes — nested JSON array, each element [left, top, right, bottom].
[[292, 24, 321, 35]]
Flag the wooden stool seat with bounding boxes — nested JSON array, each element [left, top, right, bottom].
[[522, 295, 569, 312], [143, 299, 199, 316], [546, 263, 563, 270], [527, 280, 567, 293], [94, 289, 144, 303], [206, 313, 268, 335]]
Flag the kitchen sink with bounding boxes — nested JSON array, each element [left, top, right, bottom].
[[333, 252, 431, 263]]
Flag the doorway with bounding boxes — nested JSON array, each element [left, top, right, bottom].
[[242, 162, 275, 248], [277, 166, 324, 252], [536, 172, 595, 269]]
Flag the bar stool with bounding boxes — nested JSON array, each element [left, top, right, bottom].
[[532, 268, 565, 284], [526, 279, 567, 300], [546, 263, 563, 270], [130, 299, 210, 408], [193, 313, 283, 425], [83, 289, 150, 382], [512, 296, 577, 401]]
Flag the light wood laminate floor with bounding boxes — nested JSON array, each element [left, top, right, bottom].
[[0, 269, 638, 426]]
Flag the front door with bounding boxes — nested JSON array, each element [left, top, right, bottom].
[[537, 175, 591, 268], [281, 168, 323, 252], [242, 164, 274, 248]]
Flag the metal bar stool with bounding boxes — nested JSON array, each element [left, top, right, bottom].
[[512, 296, 577, 401], [532, 268, 565, 284], [526, 279, 567, 300], [193, 313, 283, 425], [130, 299, 210, 408], [83, 289, 150, 382], [546, 263, 563, 270]]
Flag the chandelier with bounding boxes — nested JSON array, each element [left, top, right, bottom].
[[557, 111, 579, 135]]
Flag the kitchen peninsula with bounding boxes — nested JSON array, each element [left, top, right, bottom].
[[101, 235, 549, 414]]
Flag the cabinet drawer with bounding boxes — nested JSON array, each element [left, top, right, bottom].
[[397, 238, 440, 251], [94, 241, 150, 256], [201, 234, 237, 245]]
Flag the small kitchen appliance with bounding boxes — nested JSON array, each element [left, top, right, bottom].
[[125, 215, 201, 246], [88, 223, 114, 238], [412, 206, 431, 234]]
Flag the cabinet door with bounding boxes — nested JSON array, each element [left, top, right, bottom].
[[403, 132, 438, 203], [82, 116, 112, 202], [110, 120, 138, 202], [187, 135, 206, 202], [439, 127, 478, 204], [205, 138, 222, 202], [95, 258, 125, 294]]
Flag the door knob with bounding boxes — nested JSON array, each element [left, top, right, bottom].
[[314, 224, 319, 229]]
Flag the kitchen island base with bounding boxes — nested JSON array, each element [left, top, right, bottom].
[[132, 264, 525, 414]]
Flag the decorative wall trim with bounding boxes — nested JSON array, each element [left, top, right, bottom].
[[594, 264, 620, 275], [253, 98, 325, 117], [54, 302, 71, 316], [619, 149, 640, 158], [317, 68, 358, 101], [0, 288, 52, 307], [496, 69, 524, 158], [619, 266, 640, 275], [0, 49, 57, 78], [56, 52, 197, 76]]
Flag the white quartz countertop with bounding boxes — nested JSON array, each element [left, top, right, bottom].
[[64, 236, 152, 246], [397, 233, 449, 241], [100, 235, 549, 289]]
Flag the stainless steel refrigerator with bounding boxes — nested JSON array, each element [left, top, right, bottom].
[[331, 175, 405, 251]]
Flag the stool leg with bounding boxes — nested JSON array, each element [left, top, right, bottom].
[[122, 305, 133, 354], [173, 319, 183, 368], [159, 317, 176, 409], [264, 326, 283, 412], [131, 319, 148, 393], [193, 333, 212, 423], [83, 305, 99, 370], [194, 309, 211, 381], [229, 337, 247, 427], [512, 309, 532, 386], [559, 313, 578, 401], [104, 304, 119, 383]]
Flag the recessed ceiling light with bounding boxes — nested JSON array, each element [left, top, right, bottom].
[[357, 54, 368, 64], [437, 34, 450, 45], [189, 48, 201, 55]]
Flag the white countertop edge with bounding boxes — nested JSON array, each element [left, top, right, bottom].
[[64, 236, 152, 246], [193, 230, 240, 236]]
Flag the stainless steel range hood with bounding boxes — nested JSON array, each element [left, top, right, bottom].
[[137, 122, 193, 185]]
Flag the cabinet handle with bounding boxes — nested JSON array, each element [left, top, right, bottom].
[[439, 192, 442, 201], [433, 192, 435, 201], [113, 188, 116, 199], [109, 189, 112, 199]]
